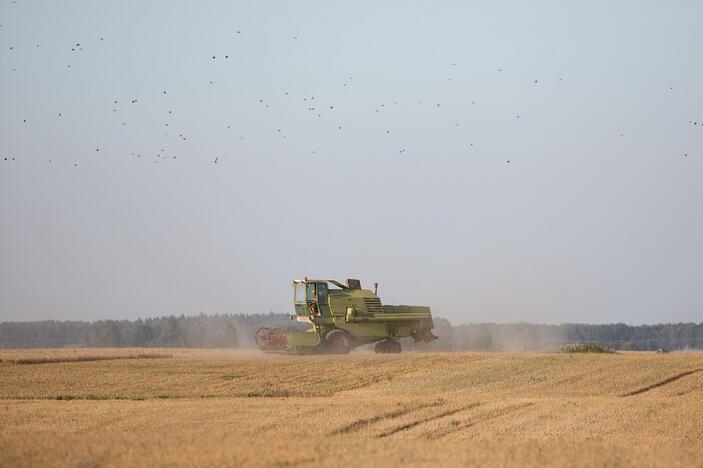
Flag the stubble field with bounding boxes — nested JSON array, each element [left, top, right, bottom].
[[1, 348, 702, 467]]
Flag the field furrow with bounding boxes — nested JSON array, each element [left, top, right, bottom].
[[620, 368, 703, 396], [377, 403, 482, 438]]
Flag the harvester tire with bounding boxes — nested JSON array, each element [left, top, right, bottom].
[[324, 330, 351, 354], [375, 339, 401, 354], [388, 340, 401, 353]]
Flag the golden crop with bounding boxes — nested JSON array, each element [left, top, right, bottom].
[[1, 348, 702, 467]]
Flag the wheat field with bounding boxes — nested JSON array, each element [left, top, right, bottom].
[[1, 348, 702, 467]]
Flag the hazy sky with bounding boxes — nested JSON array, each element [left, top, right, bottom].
[[1, 1, 702, 325]]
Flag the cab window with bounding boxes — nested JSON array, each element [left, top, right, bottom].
[[294, 283, 306, 303], [307, 284, 316, 301], [317, 283, 328, 305]]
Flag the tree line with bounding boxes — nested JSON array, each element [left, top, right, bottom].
[[1, 314, 702, 351], [0, 313, 295, 349], [412, 319, 703, 352]]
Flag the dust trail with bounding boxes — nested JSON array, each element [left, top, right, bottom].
[[376, 403, 481, 438], [620, 368, 703, 396]]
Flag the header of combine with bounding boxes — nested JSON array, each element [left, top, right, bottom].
[[255, 278, 437, 354]]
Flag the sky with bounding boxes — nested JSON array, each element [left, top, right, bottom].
[[1, 1, 702, 325]]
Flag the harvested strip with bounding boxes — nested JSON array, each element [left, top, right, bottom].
[[7, 393, 232, 401], [334, 360, 458, 394], [377, 403, 481, 438], [621, 369, 703, 397], [332, 401, 443, 435], [424, 402, 535, 439], [241, 389, 292, 398], [2, 353, 172, 365]]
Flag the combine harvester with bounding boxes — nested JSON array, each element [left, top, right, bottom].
[[255, 278, 437, 354]]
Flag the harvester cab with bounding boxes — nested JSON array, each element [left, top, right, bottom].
[[255, 278, 437, 354], [293, 279, 357, 321], [293, 280, 331, 319]]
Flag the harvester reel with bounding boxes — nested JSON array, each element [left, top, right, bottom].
[[255, 327, 289, 352]]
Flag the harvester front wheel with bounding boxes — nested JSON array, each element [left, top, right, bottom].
[[324, 330, 351, 354]]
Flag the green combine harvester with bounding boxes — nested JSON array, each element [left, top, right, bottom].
[[255, 278, 437, 354]]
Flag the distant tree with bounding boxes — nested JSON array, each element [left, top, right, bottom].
[[95, 320, 123, 347], [475, 324, 494, 351], [153, 316, 184, 347], [127, 320, 154, 346]]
